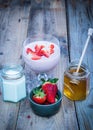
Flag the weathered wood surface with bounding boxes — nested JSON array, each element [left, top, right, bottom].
[[0, 0, 31, 130], [16, 0, 78, 130], [0, 0, 93, 130], [66, 0, 93, 130]]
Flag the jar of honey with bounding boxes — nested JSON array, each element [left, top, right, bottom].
[[1, 64, 26, 102], [63, 61, 90, 101]]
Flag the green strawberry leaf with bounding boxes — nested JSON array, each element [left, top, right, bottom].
[[33, 86, 41, 94], [41, 78, 46, 84], [48, 78, 58, 83], [41, 78, 58, 84], [33, 87, 45, 97]]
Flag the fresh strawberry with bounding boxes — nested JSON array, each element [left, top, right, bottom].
[[31, 54, 41, 60], [43, 101, 50, 105], [35, 45, 42, 53], [42, 82, 58, 103], [50, 44, 54, 49], [42, 78, 58, 103], [26, 48, 34, 54], [36, 46, 44, 56], [32, 87, 46, 104], [26, 43, 55, 60], [41, 49, 50, 58], [35, 44, 45, 56], [49, 44, 55, 54], [35, 44, 40, 53], [49, 48, 54, 54], [47, 93, 55, 103]]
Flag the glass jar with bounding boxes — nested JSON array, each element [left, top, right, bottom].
[[1, 65, 26, 102], [63, 61, 90, 101]]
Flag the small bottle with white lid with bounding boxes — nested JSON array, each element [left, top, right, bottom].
[[1, 64, 26, 102]]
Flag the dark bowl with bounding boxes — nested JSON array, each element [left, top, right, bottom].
[[29, 87, 62, 117]]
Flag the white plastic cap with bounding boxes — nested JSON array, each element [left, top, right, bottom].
[[88, 28, 93, 36]]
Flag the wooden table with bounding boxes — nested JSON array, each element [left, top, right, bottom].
[[0, 0, 93, 130]]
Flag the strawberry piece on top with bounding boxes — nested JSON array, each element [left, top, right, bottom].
[[31, 54, 41, 60]]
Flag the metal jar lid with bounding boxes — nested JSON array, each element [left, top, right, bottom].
[[1, 65, 23, 80]]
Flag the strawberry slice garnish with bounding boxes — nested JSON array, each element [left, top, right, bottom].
[[41, 49, 50, 58], [49, 49, 54, 54], [26, 43, 55, 60], [26, 48, 34, 54], [35, 44, 40, 53], [31, 54, 41, 60], [35, 44, 45, 56], [50, 44, 54, 49], [49, 44, 55, 54]]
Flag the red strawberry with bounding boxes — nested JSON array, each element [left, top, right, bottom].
[[47, 93, 55, 103], [35, 44, 45, 56], [32, 87, 46, 104], [31, 54, 41, 60], [49, 49, 54, 54], [41, 49, 50, 58], [49, 44, 55, 54], [26, 43, 55, 60], [26, 48, 34, 54], [50, 44, 54, 49], [43, 101, 50, 105], [35, 44, 40, 53], [42, 82, 58, 103], [42, 78, 58, 103], [46, 44, 54, 56]]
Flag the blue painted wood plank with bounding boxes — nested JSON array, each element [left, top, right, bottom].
[[66, 0, 93, 129]]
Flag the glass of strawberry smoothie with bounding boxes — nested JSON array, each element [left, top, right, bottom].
[[22, 34, 60, 80]]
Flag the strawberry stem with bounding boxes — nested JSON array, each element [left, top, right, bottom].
[[41, 78, 58, 84], [47, 78, 58, 83], [33, 87, 46, 97]]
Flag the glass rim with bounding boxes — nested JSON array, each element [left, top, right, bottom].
[[1, 64, 23, 80], [23, 34, 59, 46], [65, 60, 90, 79]]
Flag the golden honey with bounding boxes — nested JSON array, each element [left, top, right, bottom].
[[63, 62, 90, 100]]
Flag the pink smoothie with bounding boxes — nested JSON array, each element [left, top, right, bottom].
[[23, 41, 60, 73]]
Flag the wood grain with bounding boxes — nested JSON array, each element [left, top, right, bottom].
[[66, 0, 93, 130], [0, 0, 31, 130], [16, 0, 78, 130], [0, 0, 93, 129]]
